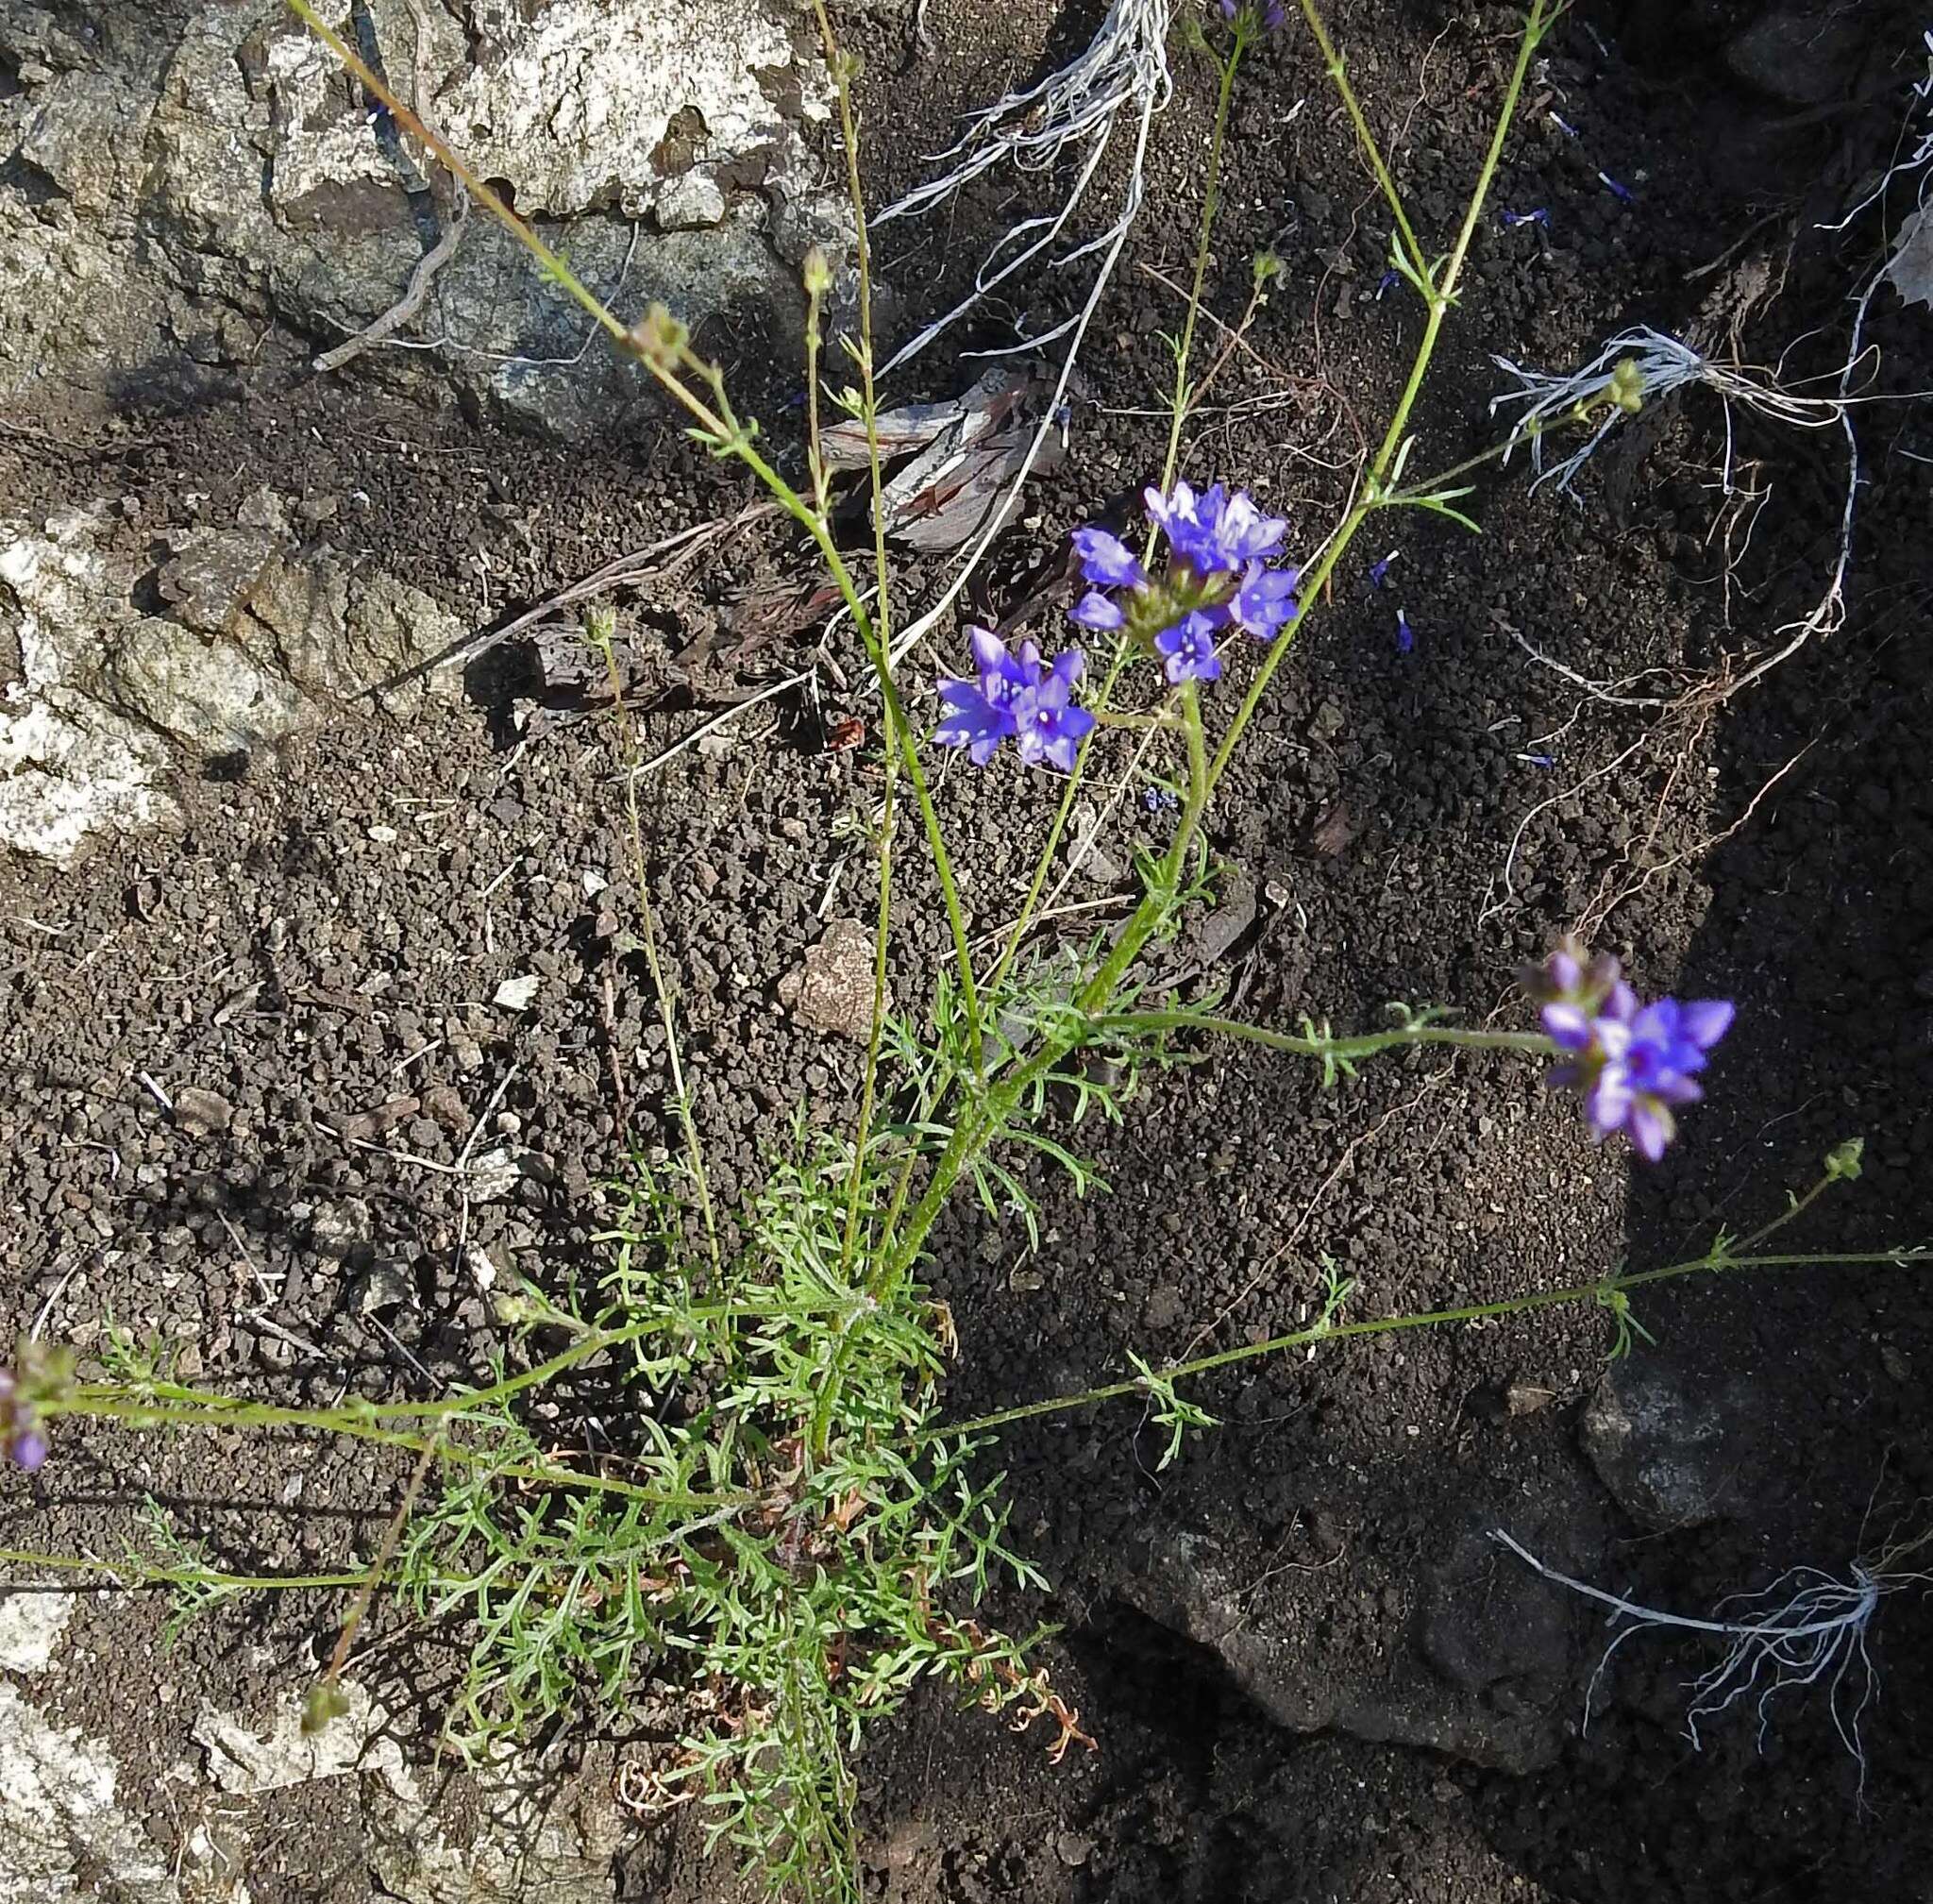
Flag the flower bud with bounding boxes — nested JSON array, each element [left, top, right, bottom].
[[630, 303, 689, 367]]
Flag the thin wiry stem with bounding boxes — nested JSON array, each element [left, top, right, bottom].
[[983, 16, 1252, 1003], [883, 0, 1557, 1283], [922, 1248, 1933, 1442]]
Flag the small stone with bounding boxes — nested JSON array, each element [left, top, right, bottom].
[[494, 974, 542, 1012], [1309, 698, 1346, 742], [1143, 1286, 1184, 1330], [1053, 1832, 1093, 1868], [172, 1087, 235, 1137], [352, 1259, 414, 1316], [367, 823, 399, 846], [1724, 10, 1861, 107], [308, 1198, 372, 1258], [1196, 869, 1256, 964], [466, 1148, 523, 1203], [1505, 1382, 1555, 1417], [777, 918, 882, 1039], [1880, 1344, 1911, 1383], [235, 486, 290, 535], [1009, 1266, 1045, 1294]]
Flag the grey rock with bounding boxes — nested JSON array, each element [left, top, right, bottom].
[[351, 1258, 416, 1316], [1196, 868, 1257, 965], [0, 1682, 178, 1903], [657, 169, 729, 230], [2, 500, 466, 861], [0, 506, 181, 866], [1, 0, 849, 439], [106, 617, 309, 761], [1121, 1518, 1575, 1773], [1724, 10, 1862, 107], [1579, 1363, 1761, 1530]]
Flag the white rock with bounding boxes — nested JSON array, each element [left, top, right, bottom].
[[0, 1681, 178, 1900], [656, 170, 728, 230], [493, 973, 542, 1012], [193, 1682, 408, 1798], [0, 1593, 73, 1674]]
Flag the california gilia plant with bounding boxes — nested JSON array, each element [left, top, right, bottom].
[[6, 3, 1925, 1899]]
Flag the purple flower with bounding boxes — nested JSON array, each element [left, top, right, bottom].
[[1230, 562, 1301, 640], [1502, 208, 1550, 228], [1143, 481, 1286, 576], [1072, 526, 1147, 591], [1061, 481, 1298, 698], [936, 677, 1012, 765], [1376, 268, 1402, 299], [0, 1344, 70, 1473], [1367, 550, 1398, 588], [1598, 170, 1637, 205], [936, 630, 1092, 771], [1012, 671, 1096, 770], [1549, 110, 1580, 139], [1394, 608, 1415, 655], [1154, 611, 1222, 684], [1527, 939, 1734, 1160], [1219, 0, 1286, 26], [1069, 589, 1126, 632]]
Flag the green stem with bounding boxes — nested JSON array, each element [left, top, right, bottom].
[[983, 636, 1136, 996], [600, 631, 722, 1272], [1097, 1007, 1554, 1065], [72, 1306, 759, 1424], [1205, 0, 1548, 798], [810, 0, 895, 650], [1385, 425, 1540, 506], [0, 1548, 370, 1592], [840, 711, 897, 1289], [292, 0, 987, 1080], [55, 1396, 741, 1509], [1294, 0, 1429, 281], [926, 1247, 1933, 1442], [882, 0, 1555, 1279], [987, 19, 1250, 1002]]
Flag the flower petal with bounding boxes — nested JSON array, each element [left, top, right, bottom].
[[1069, 590, 1125, 632], [1071, 526, 1147, 590], [1627, 1098, 1672, 1162], [1679, 1000, 1735, 1050]]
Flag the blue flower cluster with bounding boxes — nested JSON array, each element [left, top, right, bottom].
[[936, 629, 1096, 772], [1525, 940, 1734, 1161], [1072, 482, 1302, 686], [933, 481, 1300, 774]]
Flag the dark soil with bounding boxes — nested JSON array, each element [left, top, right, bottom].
[[5, 2, 1932, 1901]]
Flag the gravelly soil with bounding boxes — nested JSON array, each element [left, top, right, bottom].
[[4, 2, 1932, 1900]]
